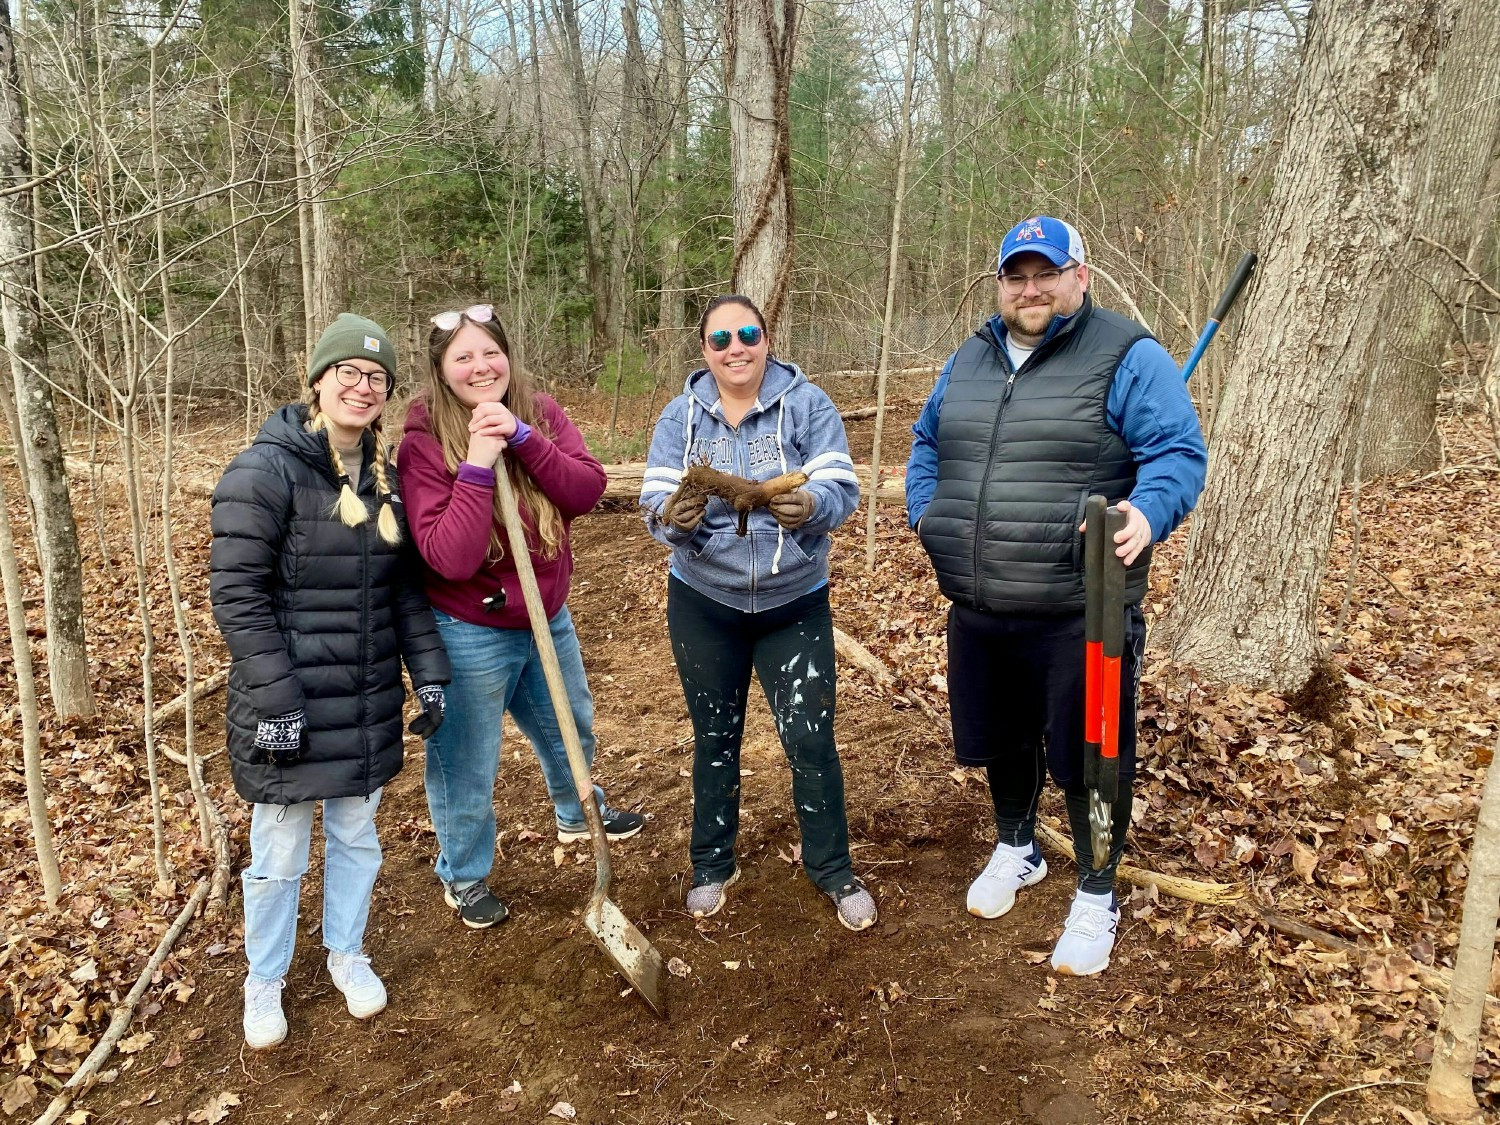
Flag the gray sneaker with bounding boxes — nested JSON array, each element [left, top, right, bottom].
[[686, 867, 740, 919], [442, 881, 510, 929], [828, 879, 878, 932]]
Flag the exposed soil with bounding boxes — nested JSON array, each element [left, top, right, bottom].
[[6, 372, 1490, 1125]]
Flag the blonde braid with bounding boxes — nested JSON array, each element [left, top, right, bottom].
[[305, 391, 370, 530], [369, 415, 402, 546]]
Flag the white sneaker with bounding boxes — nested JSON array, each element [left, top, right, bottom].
[[966, 841, 1047, 919], [327, 950, 387, 1019], [243, 977, 287, 1049], [1050, 890, 1120, 976]]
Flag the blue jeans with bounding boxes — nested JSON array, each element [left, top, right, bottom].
[[242, 790, 382, 983], [425, 605, 603, 886]]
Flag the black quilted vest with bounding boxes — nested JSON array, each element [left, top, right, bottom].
[[918, 299, 1153, 614]]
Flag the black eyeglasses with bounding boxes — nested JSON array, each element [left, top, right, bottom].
[[431, 304, 495, 331], [705, 325, 764, 352], [998, 263, 1079, 296], [332, 363, 391, 395]]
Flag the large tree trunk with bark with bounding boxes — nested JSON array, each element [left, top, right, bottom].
[[1159, 0, 1447, 693], [291, 0, 343, 342], [1359, 0, 1500, 478], [726, 0, 795, 335], [0, 3, 93, 721]]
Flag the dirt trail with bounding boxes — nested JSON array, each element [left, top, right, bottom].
[[84, 504, 1266, 1125]]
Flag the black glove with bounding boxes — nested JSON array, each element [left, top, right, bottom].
[[409, 684, 446, 738], [256, 710, 307, 767]]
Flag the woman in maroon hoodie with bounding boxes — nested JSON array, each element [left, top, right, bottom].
[[398, 304, 645, 929]]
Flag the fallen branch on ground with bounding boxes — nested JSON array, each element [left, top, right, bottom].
[[31, 879, 210, 1125], [832, 627, 947, 728], [156, 669, 229, 724], [1035, 820, 1245, 905]]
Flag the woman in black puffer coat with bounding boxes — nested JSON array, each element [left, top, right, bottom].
[[210, 313, 449, 1051]]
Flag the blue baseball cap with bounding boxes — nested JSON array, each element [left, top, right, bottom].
[[997, 216, 1086, 273]]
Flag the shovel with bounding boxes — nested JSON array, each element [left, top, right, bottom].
[[493, 458, 668, 1018], [1083, 496, 1127, 870]]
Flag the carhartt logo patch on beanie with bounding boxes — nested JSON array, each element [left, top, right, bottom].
[[308, 313, 396, 386]]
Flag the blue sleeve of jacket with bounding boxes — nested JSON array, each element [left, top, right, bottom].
[[792, 388, 860, 536], [639, 395, 700, 549], [904, 356, 955, 528], [1107, 338, 1207, 542]]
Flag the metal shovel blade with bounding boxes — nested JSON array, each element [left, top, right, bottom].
[[585, 897, 668, 1018]]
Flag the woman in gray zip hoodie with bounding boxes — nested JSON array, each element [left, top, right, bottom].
[[640, 295, 876, 931]]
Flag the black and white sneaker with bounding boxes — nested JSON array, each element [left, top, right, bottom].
[[442, 880, 510, 929], [556, 804, 645, 844]]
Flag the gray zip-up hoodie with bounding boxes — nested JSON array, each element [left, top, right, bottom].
[[641, 358, 860, 613]]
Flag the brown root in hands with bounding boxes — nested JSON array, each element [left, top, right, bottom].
[[664, 464, 809, 535]]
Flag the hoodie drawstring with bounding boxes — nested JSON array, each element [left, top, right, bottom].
[[770, 398, 788, 576]]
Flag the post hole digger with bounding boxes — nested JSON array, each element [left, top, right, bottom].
[[494, 458, 668, 1019]]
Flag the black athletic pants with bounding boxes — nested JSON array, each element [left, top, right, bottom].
[[947, 602, 1146, 895], [667, 576, 854, 893]]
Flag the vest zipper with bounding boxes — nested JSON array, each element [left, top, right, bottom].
[[973, 368, 1018, 587]]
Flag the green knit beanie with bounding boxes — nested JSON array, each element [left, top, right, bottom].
[[307, 313, 396, 387]]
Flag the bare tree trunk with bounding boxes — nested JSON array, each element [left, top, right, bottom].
[[1360, 0, 1500, 478], [1425, 740, 1500, 1122], [0, 455, 60, 906], [655, 0, 688, 376], [726, 0, 796, 335], [0, 1, 93, 721], [291, 0, 342, 341], [1159, 0, 1447, 692], [933, 0, 956, 282], [554, 0, 617, 359], [149, 42, 213, 853], [864, 1, 920, 573]]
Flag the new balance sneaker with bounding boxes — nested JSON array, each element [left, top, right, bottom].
[[557, 803, 646, 844], [1050, 890, 1120, 976], [967, 840, 1048, 919], [327, 950, 387, 1019], [443, 880, 511, 929], [827, 879, 878, 932], [685, 867, 740, 919], [242, 977, 287, 1049]]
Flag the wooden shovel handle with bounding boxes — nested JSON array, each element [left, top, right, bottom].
[[493, 460, 612, 914]]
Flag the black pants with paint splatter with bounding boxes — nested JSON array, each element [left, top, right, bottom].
[[667, 575, 854, 894]]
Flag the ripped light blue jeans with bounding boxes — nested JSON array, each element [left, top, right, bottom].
[[243, 790, 382, 983], [424, 605, 603, 887]]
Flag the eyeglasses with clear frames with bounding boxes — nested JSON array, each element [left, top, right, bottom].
[[431, 304, 495, 332], [332, 363, 391, 395], [998, 262, 1079, 296]]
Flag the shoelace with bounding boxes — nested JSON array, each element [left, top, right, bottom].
[[457, 883, 491, 908], [246, 981, 282, 1020], [1065, 903, 1116, 939], [981, 847, 1036, 881], [333, 953, 378, 986]]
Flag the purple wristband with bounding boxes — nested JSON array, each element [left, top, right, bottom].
[[509, 420, 533, 447], [456, 461, 497, 486]]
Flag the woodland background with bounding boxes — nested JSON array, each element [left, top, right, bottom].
[[2, 0, 1500, 1121]]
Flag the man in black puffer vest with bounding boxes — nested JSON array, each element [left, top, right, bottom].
[[905, 216, 1207, 976]]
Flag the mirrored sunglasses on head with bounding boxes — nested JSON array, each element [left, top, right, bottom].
[[431, 304, 495, 332], [706, 324, 763, 352]]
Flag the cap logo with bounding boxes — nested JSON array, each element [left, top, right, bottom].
[[363, 336, 381, 352]]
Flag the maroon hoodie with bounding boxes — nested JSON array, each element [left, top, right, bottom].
[[398, 395, 606, 629]]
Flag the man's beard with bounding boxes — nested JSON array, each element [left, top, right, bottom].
[[1001, 302, 1054, 339]]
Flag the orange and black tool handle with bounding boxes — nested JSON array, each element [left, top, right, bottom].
[[1082, 495, 1108, 791], [1097, 505, 1129, 804]]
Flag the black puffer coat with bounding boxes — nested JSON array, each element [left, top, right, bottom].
[[210, 404, 450, 806]]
